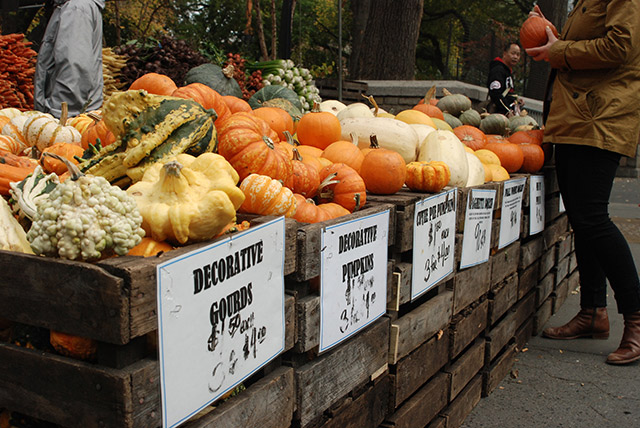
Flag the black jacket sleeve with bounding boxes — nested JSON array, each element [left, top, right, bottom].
[[487, 66, 513, 114]]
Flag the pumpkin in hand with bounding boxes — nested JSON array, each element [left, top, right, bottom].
[[520, 15, 559, 50], [405, 161, 451, 193]]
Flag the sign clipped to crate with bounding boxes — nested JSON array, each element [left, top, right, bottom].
[[460, 188, 496, 269], [498, 177, 527, 249], [529, 175, 545, 235]]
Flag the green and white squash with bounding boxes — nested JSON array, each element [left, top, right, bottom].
[[9, 165, 60, 221]]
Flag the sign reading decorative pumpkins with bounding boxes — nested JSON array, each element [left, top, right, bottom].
[[156, 218, 285, 428]]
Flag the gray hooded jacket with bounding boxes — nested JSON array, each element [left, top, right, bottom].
[[34, 0, 105, 118]]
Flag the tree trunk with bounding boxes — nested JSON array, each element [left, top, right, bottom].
[[349, 0, 424, 80], [254, 0, 269, 60], [278, 0, 294, 59], [270, 0, 277, 60], [524, 0, 568, 100]]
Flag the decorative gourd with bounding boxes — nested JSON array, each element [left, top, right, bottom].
[[417, 130, 469, 187], [249, 85, 303, 112], [172, 83, 231, 126], [129, 72, 178, 95], [184, 63, 244, 98], [465, 152, 486, 187], [518, 143, 545, 173], [436, 92, 472, 116], [222, 95, 253, 113], [340, 116, 419, 164], [67, 111, 101, 135], [217, 111, 292, 183], [359, 135, 406, 195], [296, 104, 342, 150], [0, 194, 34, 253], [453, 125, 487, 151], [321, 133, 364, 173], [480, 113, 510, 136], [2, 114, 33, 149], [317, 163, 367, 212], [239, 173, 297, 217], [0, 134, 26, 155], [22, 103, 82, 152], [260, 98, 303, 123], [395, 110, 436, 128], [126, 153, 245, 245], [509, 110, 539, 130], [405, 161, 451, 193], [459, 109, 482, 127], [252, 106, 294, 142], [336, 102, 375, 121], [80, 117, 116, 150], [40, 142, 85, 175], [412, 103, 444, 120], [0, 155, 38, 196], [290, 148, 321, 198], [50, 330, 97, 361], [9, 165, 59, 221], [127, 237, 174, 257], [430, 117, 453, 131], [442, 112, 463, 129], [484, 141, 524, 173], [520, 15, 559, 50], [319, 99, 347, 116], [0, 107, 23, 119]]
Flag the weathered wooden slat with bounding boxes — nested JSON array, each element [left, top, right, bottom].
[[514, 291, 537, 330], [440, 374, 482, 428], [450, 261, 491, 315], [450, 299, 489, 360], [0, 343, 157, 428], [533, 296, 554, 336], [536, 270, 555, 308], [295, 294, 319, 353], [445, 338, 486, 401], [383, 372, 449, 428], [295, 317, 389, 427], [182, 367, 295, 428], [519, 235, 544, 270], [543, 214, 569, 247], [285, 293, 296, 352], [367, 191, 426, 253], [294, 204, 395, 281], [390, 332, 450, 409], [538, 246, 556, 280], [517, 260, 540, 301], [490, 241, 520, 286], [389, 290, 453, 364], [485, 309, 517, 363], [554, 255, 570, 287], [556, 232, 573, 261], [0, 251, 128, 344], [545, 193, 562, 224], [482, 343, 517, 397], [388, 261, 412, 311], [488, 273, 518, 327], [515, 317, 534, 351]]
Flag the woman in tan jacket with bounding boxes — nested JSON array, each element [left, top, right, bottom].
[[527, 1, 640, 365]]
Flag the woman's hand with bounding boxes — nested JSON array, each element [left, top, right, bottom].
[[526, 26, 558, 62], [529, 4, 544, 19]]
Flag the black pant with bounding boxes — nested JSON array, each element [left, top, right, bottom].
[[555, 144, 640, 314]]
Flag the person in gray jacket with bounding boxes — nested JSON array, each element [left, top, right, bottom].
[[34, 0, 105, 118]]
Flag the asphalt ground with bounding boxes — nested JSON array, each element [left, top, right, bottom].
[[462, 177, 640, 428]]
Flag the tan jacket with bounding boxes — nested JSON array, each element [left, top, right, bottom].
[[544, 0, 640, 157]]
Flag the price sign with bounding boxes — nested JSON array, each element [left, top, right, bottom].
[[320, 210, 390, 352], [460, 188, 496, 269], [498, 177, 527, 249], [157, 218, 285, 428], [412, 188, 457, 300], [529, 175, 545, 235]]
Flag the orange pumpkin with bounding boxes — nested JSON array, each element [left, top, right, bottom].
[[292, 194, 349, 223], [317, 163, 367, 212], [128, 237, 174, 257], [508, 129, 543, 145], [412, 103, 445, 120], [129, 72, 178, 95], [453, 125, 487, 151], [49, 330, 97, 361], [253, 106, 294, 142], [321, 133, 365, 173], [518, 143, 545, 173], [172, 83, 231, 126], [222, 95, 253, 113], [0, 115, 10, 128], [40, 142, 85, 175], [359, 142, 406, 195], [81, 118, 116, 150], [484, 141, 524, 173], [239, 173, 297, 217], [520, 15, 559, 50], [0, 134, 26, 155], [296, 144, 324, 159], [296, 106, 341, 150], [405, 161, 451, 193], [217, 112, 292, 183], [289, 148, 321, 198]]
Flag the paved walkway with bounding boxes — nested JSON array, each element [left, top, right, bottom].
[[462, 178, 640, 428]]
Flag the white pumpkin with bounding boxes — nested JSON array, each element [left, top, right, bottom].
[[336, 102, 375, 121], [0, 107, 23, 119], [465, 152, 485, 187], [417, 130, 469, 187], [23, 113, 82, 152], [340, 116, 419, 163], [409, 123, 437, 146], [319, 99, 347, 116]]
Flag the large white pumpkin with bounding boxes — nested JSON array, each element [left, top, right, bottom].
[[340, 116, 419, 163], [417, 130, 469, 187]]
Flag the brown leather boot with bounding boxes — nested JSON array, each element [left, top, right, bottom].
[[606, 312, 640, 365], [542, 307, 609, 340]]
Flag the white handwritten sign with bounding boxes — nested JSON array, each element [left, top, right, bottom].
[[320, 210, 389, 352], [157, 218, 285, 428], [412, 188, 457, 300], [498, 177, 527, 249], [529, 175, 545, 235], [460, 188, 496, 269]]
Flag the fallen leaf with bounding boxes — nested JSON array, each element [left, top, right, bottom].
[[522, 347, 529, 352], [436, 330, 443, 340], [510, 369, 519, 379]]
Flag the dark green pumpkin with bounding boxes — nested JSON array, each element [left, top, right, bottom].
[[184, 63, 243, 98], [249, 85, 303, 111], [459, 108, 482, 127], [261, 98, 303, 121], [479, 113, 510, 136], [442, 112, 463, 129], [436, 93, 472, 116]]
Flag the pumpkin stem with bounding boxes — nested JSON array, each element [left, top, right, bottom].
[[283, 130, 299, 146], [349, 132, 358, 146], [292, 147, 303, 162], [369, 134, 380, 149], [86, 111, 102, 123], [42, 152, 83, 180], [311, 101, 321, 113], [442, 88, 453, 97], [361, 94, 379, 116], [222, 64, 235, 78], [353, 193, 362, 212], [262, 136, 276, 150], [59, 102, 68, 126], [424, 85, 437, 104], [317, 172, 340, 200]]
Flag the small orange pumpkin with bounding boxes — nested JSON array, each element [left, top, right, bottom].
[[520, 16, 559, 50], [172, 83, 231, 126], [289, 148, 321, 198], [412, 103, 445, 120], [253, 106, 294, 142], [405, 161, 451, 193], [81, 118, 116, 150], [49, 330, 98, 361], [40, 142, 85, 175], [317, 163, 367, 212], [296, 103, 342, 150], [129, 72, 178, 95], [128, 237, 174, 257], [359, 136, 406, 195], [222, 95, 253, 113], [321, 133, 365, 174], [238, 173, 297, 217], [484, 141, 524, 173], [453, 125, 487, 151], [518, 143, 545, 173]]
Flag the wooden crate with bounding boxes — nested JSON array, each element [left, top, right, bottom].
[[444, 338, 486, 402], [490, 241, 521, 286], [482, 343, 517, 397], [439, 374, 482, 428], [449, 260, 491, 316], [292, 203, 395, 281], [294, 317, 389, 427], [450, 299, 489, 360], [519, 235, 544, 271], [538, 246, 556, 281], [536, 271, 555, 308], [488, 273, 518, 327], [554, 255, 570, 288], [533, 296, 554, 336], [517, 260, 540, 301]]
